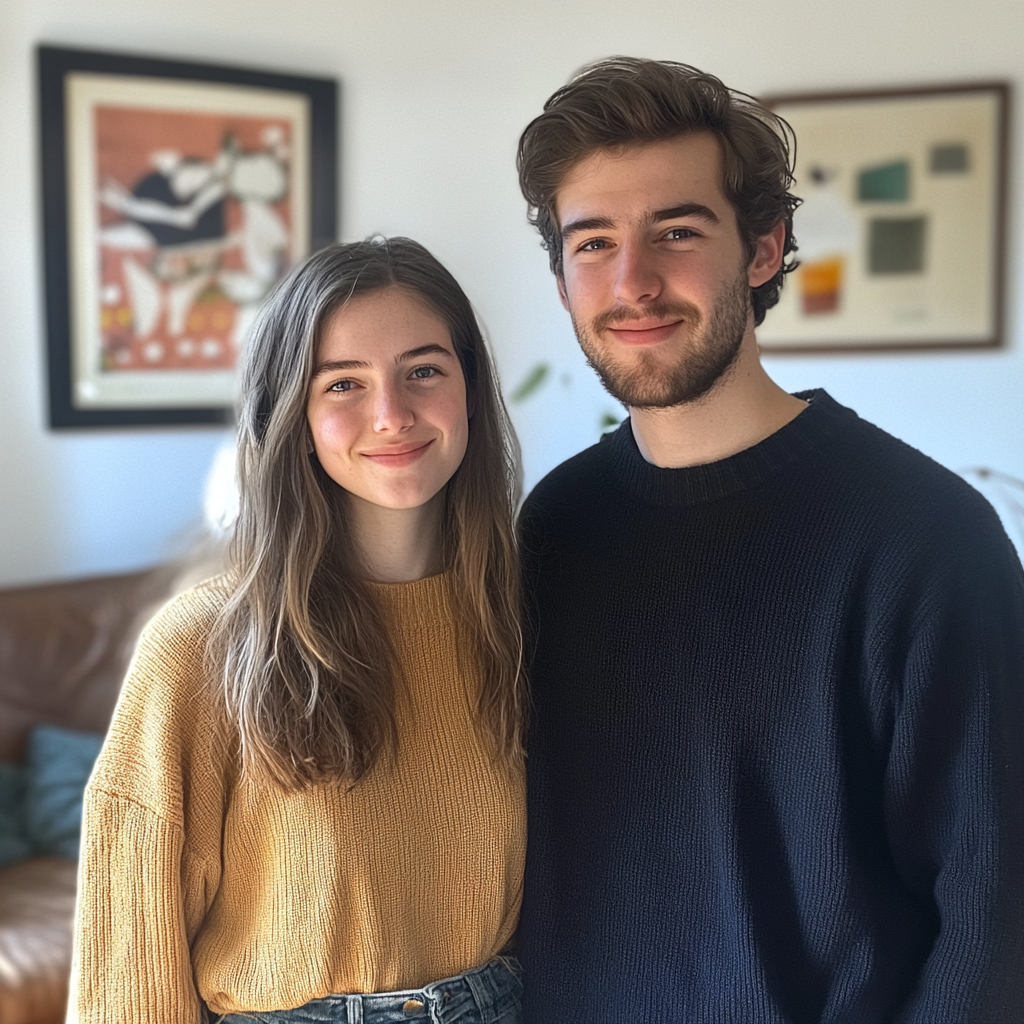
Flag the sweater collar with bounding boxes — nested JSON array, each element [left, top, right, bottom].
[[366, 570, 455, 628], [605, 389, 857, 507]]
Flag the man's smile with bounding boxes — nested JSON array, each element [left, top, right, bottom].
[[604, 319, 685, 345]]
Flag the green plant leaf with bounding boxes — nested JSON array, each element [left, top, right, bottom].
[[510, 363, 551, 403]]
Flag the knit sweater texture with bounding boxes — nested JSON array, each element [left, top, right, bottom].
[[69, 571, 525, 1021], [517, 390, 1024, 1024]]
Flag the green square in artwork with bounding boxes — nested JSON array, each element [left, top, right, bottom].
[[858, 161, 910, 202], [868, 217, 926, 274]]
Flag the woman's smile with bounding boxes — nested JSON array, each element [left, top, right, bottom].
[[360, 439, 435, 466], [306, 286, 470, 512]]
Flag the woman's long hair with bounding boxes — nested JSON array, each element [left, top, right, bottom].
[[206, 237, 524, 790]]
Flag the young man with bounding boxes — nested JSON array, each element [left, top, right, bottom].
[[515, 57, 1024, 1023]]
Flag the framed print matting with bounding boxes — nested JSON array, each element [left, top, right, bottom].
[[39, 45, 338, 427], [758, 83, 1008, 353]]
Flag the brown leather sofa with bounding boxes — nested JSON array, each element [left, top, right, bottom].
[[0, 568, 172, 1024]]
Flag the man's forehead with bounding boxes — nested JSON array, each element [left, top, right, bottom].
[[554, 133, 726, 225]]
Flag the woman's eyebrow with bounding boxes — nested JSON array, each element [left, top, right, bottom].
[[395, 344, 455, 363], [312, 345, 454, 378], [312, 358, 370, 376]]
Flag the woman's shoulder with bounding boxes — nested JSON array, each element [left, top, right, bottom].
[[90, 575, 237, 814], [115, 575, 236, 736], [132, 573, 234, 670]]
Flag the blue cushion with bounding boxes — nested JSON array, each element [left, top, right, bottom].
[[0, 761, 32, 869], [25, 724, 105, 860]]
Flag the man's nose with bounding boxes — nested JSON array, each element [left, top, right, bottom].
[[372, 381, 415, 433], [613, 239, 663, 308]]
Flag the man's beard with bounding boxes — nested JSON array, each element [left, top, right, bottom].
[[570, 268, 751, 409]]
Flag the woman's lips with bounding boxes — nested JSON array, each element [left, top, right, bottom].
[[360, 439, 434, 467], [606, 320, 684, 345]]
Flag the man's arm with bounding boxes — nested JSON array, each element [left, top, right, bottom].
[[885, 512, 1024, 1023]]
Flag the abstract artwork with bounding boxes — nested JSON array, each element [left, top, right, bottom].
[[758, 83, 1008, 353], [39, 46, 337, 427]]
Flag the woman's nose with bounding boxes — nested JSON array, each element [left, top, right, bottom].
[[372, 381, 415, 433]]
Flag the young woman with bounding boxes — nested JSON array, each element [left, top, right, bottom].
[[70, 237, 526, 1023]]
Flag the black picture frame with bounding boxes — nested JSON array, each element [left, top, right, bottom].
[[38, 44, 338, 428]]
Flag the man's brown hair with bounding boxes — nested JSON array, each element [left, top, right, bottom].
[[517, 56, 801, 326]]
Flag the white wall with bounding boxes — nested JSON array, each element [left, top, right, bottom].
[[2, 0, 1022, 585]]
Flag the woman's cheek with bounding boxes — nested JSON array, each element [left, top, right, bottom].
[[314, 407, 359, 450]]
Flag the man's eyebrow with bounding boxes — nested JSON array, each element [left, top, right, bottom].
[[560, 216, 616, 240], [561, 203, 721, 241], [651, 202, 720, 225], [311, 345, 454, 378]]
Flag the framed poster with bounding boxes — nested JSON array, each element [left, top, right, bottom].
[[38, 45, 338, 428], [758, 83, 1009, 353]]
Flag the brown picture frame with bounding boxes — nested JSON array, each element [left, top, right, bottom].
[[759, 82, 1009, 354]]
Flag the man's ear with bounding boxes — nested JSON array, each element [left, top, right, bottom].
[[748, 221, 787, 289], [556, 272, 571, 312]]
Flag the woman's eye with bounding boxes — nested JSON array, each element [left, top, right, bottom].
[[411, 366, 438, 379], [328, 379, 355, 392]]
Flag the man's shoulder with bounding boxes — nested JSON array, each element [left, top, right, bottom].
[[827, 409, 1003, 538], [521, 433, 615, 516], [798, 403, 1023, 594], [519, 397, 1013, 563]]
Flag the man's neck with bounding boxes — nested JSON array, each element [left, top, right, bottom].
[[345, 492, 444, 583], [628, 336, 808, 469]]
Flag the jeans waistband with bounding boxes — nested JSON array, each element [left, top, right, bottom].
[[215, 957, 522, 1024]]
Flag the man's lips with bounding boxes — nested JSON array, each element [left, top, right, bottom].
[[605, 319, 684, 345], [361, 439, 434, 467]]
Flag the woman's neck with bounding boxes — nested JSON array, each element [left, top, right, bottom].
[[345, 492, 445, 583]]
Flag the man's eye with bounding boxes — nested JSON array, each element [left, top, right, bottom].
[[666, 227, 697, 240], [411, 366, 438, 379], [578, 238, 608, 252]]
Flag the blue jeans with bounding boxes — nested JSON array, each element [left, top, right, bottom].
[[214, 958, 522, 1024]]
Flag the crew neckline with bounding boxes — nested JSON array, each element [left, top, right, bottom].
[[365, 569, 454, 626], [605, 389, 856, 507]]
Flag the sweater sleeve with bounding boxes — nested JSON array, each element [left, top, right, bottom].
[[68, 583, 228, 1024], [69, 791, 206, 1023], [883, 512, 1024, 1024]]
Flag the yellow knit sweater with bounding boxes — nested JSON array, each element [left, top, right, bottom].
[[68, 572, 525, 1021]]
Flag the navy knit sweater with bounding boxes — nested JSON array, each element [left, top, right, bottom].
[[517, 391, 1024, 1024]]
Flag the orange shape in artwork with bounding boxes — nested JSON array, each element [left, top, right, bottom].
[[800, 257, 845, 315]]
